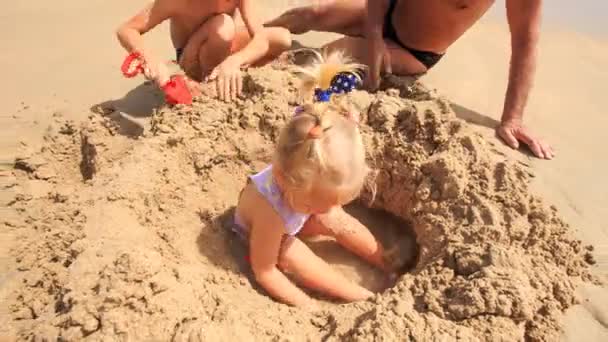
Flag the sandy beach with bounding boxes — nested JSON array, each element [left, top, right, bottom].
[[1, 0, 606, 340]]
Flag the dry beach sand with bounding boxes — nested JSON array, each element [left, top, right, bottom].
[[1, 0, 607, 341], [0, 63, 597, 340]]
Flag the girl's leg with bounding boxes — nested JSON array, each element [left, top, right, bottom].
[[278, 237, 373, 302], [301, 207, 390, 272], [264, 0, 367, 36]]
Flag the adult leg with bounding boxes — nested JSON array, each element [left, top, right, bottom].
[[323, 36, 429, 75], [300, 207, 389, 272], [277, 237, 373, 302], [265, 0, 367, 36]]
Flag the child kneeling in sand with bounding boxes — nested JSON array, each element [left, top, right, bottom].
[[235, 52, 392, 308], [116, 0, 291, 101]]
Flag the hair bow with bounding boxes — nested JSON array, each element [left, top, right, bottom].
[[314, 72, 361, 102]]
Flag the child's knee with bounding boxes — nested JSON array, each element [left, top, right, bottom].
[[207, 14, 236, 44]]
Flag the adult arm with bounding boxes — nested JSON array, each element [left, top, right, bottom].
[[364, 0, 391, 90], [498, 0, 554, 159]]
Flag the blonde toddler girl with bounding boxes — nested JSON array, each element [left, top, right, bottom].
[[235, 51, 391, 308]]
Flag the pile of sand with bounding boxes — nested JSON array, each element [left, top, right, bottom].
[[2, 61, 597, 341]]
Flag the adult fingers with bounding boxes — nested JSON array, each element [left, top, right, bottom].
[[498, 127, 519, 149], [366, 66, 381, 91], [540, 142, 555, 160], [527, 140, 544, 159], [547, 144, 556, 158], [514, 128, 534, 147], [371, 74, 381, 91], [514, 130, 547, 159], [366, 72, 378, 91], [365, 47, 381, 90]]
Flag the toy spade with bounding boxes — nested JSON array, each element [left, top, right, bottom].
[[121, 52, 192, 105]]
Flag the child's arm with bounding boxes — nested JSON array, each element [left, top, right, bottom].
[[313, 208, 389, 272], [116, 0, 175, 85], [249, 216, 314, 308]]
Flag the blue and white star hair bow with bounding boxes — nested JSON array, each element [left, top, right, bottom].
[[314, 72, 361, 102]]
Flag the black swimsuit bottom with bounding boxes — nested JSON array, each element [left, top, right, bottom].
[[383, 0, 444, 70]]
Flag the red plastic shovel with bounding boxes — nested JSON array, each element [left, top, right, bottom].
[[161, 75, 192, 105], [121, 52, 192, 105]]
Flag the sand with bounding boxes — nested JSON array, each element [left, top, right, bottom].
[[0, 61, 599, 340], [1, 0, 607, 341]]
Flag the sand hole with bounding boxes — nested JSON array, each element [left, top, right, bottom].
[[305, 202, 418, 293]]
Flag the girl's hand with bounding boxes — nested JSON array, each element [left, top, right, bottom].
[[206, 57, 243, 102]]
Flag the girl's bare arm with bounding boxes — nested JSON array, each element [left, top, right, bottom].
[[238, 185, 313, 307], [249, 215, 313, 307]]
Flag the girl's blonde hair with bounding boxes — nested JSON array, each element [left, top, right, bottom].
[[294, 49, 365, 103], [274, 50, 368, 203]]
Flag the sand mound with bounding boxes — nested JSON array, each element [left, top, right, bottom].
[[2, 63, 596, 341]]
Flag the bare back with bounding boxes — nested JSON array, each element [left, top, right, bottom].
[[170, 0, 239, 49], [394, 0, 495, 52]]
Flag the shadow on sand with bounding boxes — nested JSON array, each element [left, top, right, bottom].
[[90, 82, 165, 137], [450, 103, 500, 130]]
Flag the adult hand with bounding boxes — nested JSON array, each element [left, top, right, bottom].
[[365, 34, 391, 91], [496, 120, 554, 159], [206, 57, 243, 102]]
